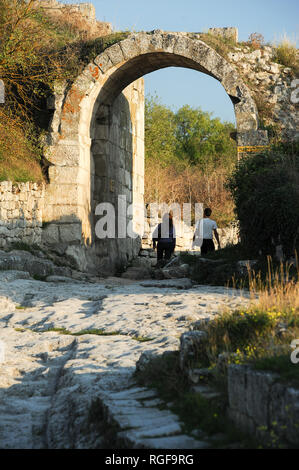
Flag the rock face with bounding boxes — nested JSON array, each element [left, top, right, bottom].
[[227, 45, 299, 142], [0, 250, 72, 279], [227, 365, 299, 447], [0, 274, 247, 448]]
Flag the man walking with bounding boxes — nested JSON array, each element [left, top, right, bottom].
[[193, 208, 220, 255], [152, 211, 176, 267]]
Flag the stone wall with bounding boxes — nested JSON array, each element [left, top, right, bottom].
[[43, 78, 145, 274], [227, 364, 299, 447], [0, 182, 45, 249], [37, 0, 112, 38], [141, 216, 239, 251], [209, 27, 238, 43], [42, 30, 268, 274], [227, 45, 298, 141]]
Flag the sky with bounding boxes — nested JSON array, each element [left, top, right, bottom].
[[76, 0, 298, 124]]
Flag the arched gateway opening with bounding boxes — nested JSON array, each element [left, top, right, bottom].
[[43, 31, 268, 274]]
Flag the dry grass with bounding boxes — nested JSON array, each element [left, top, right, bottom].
[[192, 256, 299, 377], [145, 161, 236, 227], [248, 255, 299, 313], [0, 112, 44, 182], [274, 36, 299, 75]]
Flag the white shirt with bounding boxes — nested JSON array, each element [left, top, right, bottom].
[[193, 218, 217, 246]]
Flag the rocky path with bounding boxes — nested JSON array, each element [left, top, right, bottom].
[[0, 271, 249, 449]]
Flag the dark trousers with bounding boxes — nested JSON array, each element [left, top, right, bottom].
[[201, 239, 215, 255], [157, 242, 175, 261]]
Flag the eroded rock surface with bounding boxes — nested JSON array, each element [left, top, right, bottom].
[[0, 273, 248, 448]]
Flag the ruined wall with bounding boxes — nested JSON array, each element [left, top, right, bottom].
[[1, 19, 297, 274], [37, 0, 112, 38], [228, 365, 299, 447], [0, 182, 45, 249], [42, 78, 145, 274], [91, 78, 145, 272], [227, 44, 298, 141], [141, 216, 239, 252]]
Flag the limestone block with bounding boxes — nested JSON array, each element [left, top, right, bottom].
[[42, 223, 60, 245], [2, 201, 15, 211], [94, 155, 107, 177], [48, 166, 89, 186], [106, 43, 124, 66], [0, 207, 7, 220], [179, 331, 208, 370], [237, 130, 269, 146], [19, 192, 28, 202], [47, 143, 81, 167], [208, 27, 238, 43], [270, 63, 281, 74], [119, 37, 140, 60], [43, 202, 81, 223], [0, 226, 10, 237], [45, 183, 87, 206], [0, 181, 12, 192], [59, 223, 82, 243], [136, 351, 160, 373], [125, 170, 132, 189], [162, 33, 178, 53], [94, 52, 113, 74]]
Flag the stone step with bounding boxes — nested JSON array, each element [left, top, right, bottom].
[[101, 386, 211, 449]]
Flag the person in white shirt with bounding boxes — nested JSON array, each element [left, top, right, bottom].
[[192, 208, 221, 255]]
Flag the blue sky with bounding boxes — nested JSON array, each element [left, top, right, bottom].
[[86, 0, 298, 124]]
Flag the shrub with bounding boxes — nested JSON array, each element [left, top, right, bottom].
[[227, 142, 299, 258], [248, 33, 265, 49]]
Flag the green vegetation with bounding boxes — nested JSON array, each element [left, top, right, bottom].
[[73, 329, 122, 337], [192, 32, 238, 60], [190, 259, 299, 385], [135, 350, 256, 447], [135, 261, 299, 447], [254, 354, 299, 386], [31, 326, 153, 342], [145, 95, 237, 226], [227, 141, 299, 258], [87, 397, 122, 449], [132, 336, 154, 343], [38, 327, 122, 336]]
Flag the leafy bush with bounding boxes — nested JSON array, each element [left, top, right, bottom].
[[227, 142, 299, 258]]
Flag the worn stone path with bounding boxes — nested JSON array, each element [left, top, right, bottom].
[[0, 272, 249, 448]]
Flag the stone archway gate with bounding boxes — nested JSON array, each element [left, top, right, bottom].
[[43, 31, 269, 273]]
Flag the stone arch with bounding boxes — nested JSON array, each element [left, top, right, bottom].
[[43, 31, 268, 273]]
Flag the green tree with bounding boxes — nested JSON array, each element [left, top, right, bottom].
[[145, 94, 178, 167], [174, 105, 236, 171]]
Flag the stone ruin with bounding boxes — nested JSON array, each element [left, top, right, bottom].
[[1, 3, 298, 274]]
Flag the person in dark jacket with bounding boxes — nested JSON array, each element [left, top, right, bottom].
[[152, 211, 176, 267]]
